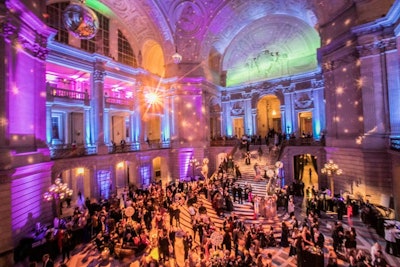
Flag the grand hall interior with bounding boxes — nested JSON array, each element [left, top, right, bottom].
[[1, 0, 400, 266]]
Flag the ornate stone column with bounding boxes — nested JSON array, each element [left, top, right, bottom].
[[91, 61, 106, 152], [283, 86, 295, 134], [311, 81, 325, 139], [84, 107, 92, 145], [103, 109, 110, 145], [221, 92, 231, 136], [242, 92, 253, 135], [161, 94, 171, 142], [251, 109, 257, 136]]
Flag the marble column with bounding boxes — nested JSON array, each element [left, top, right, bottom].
[[104, 109, 110, 145], [312, 87, 325, 139], [283, 89, 294, 134], [251, 109, 257, 135], [84, 107, 92, 146], [91, 62, 106, 152]]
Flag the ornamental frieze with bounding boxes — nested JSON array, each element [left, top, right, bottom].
[[312, 79, 324, 88], [294, 91, 313, 109], [17, 35, 49, 60], [230, 101, 244, 116], [357, 38, 397, 57], [0, 17, 18, 40], [241, 92, 252, 99]]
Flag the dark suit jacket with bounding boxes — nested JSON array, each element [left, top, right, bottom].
[[44, 259, 54, 267]]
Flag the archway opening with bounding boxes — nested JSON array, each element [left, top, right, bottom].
[[298, 111, 313, 137], [257, 95, 281, 141], [232, 117, 244, 138], [293, 154, 319, 195]]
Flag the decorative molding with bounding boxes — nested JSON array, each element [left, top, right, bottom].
[[241, 92, 252, 99], [294, 91, 313, 109], [221, 91, 230, 102], [230, 101, 244, 116], [357, 38, 397, 57], [93, 69, 106, 82], [312, 79, 324, 88], [0, 17, 18, 40], [283, 84, 295, 93], [18, 33, 49, 60]]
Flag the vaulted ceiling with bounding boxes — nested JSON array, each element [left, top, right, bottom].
[[77, 0, 393, 86]]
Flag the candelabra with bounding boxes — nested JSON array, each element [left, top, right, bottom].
[[321, 159, 342, 196], [189, 156, 200, 179], [43, 178, 73, 218]]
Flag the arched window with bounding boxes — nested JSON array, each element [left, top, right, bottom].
[[81, 11, 109, 55], [46, 2, 69, 44], [118, 30, 137, 67]]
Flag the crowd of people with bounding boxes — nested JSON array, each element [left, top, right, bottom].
[[16, 150, 398, 267]]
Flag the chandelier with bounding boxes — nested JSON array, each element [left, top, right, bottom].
[[43, 178, 73, 217], [321, 159, 342, 196], [63, 0, 99, 39], [321, 160, 342, 176]]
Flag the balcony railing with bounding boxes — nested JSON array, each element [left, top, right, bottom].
[[210, 138, 239, 146], [105, 96, 134, 107], [49, 144, 97, 159], [281, 137, 324, 146], [108, 143, 140, 153], [47, 86, 89, 101]]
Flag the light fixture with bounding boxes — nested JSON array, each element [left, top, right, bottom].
[[63, 0, 99, 39], [172, 46, 182, 64], [321, 159, 342, 196], [43, 178, 73, 218]]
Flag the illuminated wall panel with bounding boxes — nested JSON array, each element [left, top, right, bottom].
[[10, 162, 53, 245]]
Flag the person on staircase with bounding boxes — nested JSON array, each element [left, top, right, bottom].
[[237, 185, 243, 204]]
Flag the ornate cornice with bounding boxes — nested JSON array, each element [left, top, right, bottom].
[[221, 91, 230, 102], [18, 33, 49, 60], [357, 38, 397, 57], [312, 79, 324, 88], [241, 92, 252, 99], [282, 84, 295, 94], [0, 17, 18, 40]]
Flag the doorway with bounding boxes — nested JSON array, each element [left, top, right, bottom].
[[257, 95, 281, 137], [232, 117, 244, 138], [298, 111, 312, 136], [294, 154, 319, 193]]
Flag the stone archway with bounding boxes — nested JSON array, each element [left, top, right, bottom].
[[257, 95, 281, 140]]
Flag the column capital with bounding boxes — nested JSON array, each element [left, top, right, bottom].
[[0, 17, 18, 41], [93, 69, 106, 82]]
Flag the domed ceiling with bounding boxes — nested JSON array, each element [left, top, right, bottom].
[[92, 0, 352, 86]]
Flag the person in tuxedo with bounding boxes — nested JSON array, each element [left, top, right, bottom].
[[42, 254, 54, 267]]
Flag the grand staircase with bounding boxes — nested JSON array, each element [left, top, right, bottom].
[[177, 144, 289, 244]]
